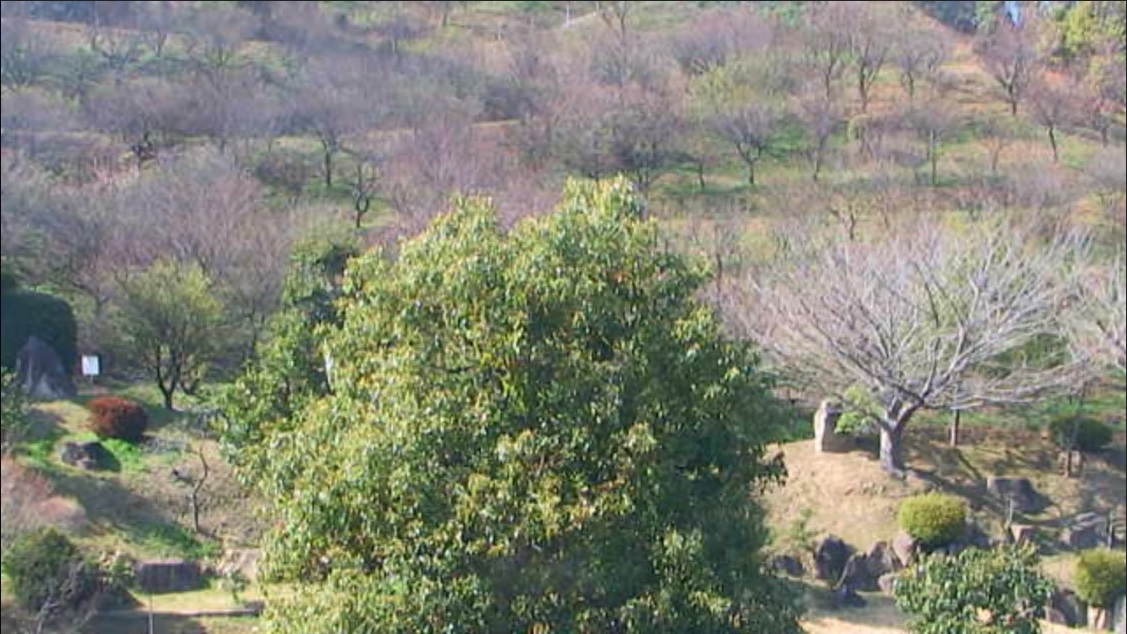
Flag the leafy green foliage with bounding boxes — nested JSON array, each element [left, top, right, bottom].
[[86, 396, 149, 444], [117, 260, 223, 409], [1048, 415, 1114, 452], [1, 369, 31, 451], [898, 493, 967, 548], [1, 528, 99, 614], [0, 289, 78, 373], [836, 384, 881, 436], [895, 543, 1054, 634], [218, 235, 356, 480], [233, 178, 801, 633], [1074, 548, 1127, 608]]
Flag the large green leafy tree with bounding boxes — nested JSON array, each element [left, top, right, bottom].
[[895, 543, 1054, 634], [227, 179, 801, 633]]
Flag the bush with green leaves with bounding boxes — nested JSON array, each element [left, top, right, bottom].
[[86, 396, 149, 444], [227, 178, 803, 634], [898, 493, 967, 548], [895, 543, 1054, 634], [2, 369, 31, 450], [1, 528, 100, 615], [1074, 548, 1127, 609], [1048, 415, 1114, 452]]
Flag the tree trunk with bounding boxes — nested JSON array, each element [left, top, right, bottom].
[[160, 384, 174, 410], [1047, 126, 1058, 163], [696, 161, 706, 191], [949, 409, 961, 447], [189, 449, 208, 534], [879, 424, 906, 475], [929, 130, 938, 186], [1009, 97, 1018, 117], [323, 150, 333, 189]]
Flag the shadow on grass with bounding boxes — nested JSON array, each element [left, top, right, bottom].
[[798, 579, 905, 628], [46, 467, 217, 560]]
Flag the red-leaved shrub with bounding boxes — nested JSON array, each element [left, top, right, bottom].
[[86, 396, 148, 444]]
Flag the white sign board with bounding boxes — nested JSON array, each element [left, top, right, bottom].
[[81, 355, 101, 377]]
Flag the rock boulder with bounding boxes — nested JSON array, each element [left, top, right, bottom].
[[839, 552, 878, 591], [766, 553, 804, 578], [15, 336, 75, 399], [892, 530, 918, 567], [813, 400, 852, 453], [814, 534, 851, 581], [1060, 512, 1108, 550], [59, 441, 112, 471], [1049, 588, 1085, 627]]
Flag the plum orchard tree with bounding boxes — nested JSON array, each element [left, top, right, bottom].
[[227, 178, 802, 633], [739, 217, 1079, 475], [117, 260, 222, 410]]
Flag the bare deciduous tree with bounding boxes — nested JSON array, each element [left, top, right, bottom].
[[804, 1, 852, 101], [976, 115, 1015, 176], [294, 54, 385, 189], [847, 3, 893, 114], [894, 26, 949, 101], [1, 18, 52, 90], [907, 99, 960, 186], [171, 443, 211, 534], [736, 218, 1080, 474], [977, 24, 1041, 116], [1029, 77, 1073, 164], [711, 103, 786, 187], [1066, 257, 1127, 381], [795, 91, 843, 182]]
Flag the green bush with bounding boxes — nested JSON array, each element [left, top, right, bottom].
[[0, 289, 78, 372], [87, 396, 149, 444], [1049, 416, 1114, 452], [1074, 548, 1127, 608], [898, 493, 967, 548], [895, 543, 1054, 634], [1, 528, 99, 613]]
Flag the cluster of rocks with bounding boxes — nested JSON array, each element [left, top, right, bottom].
[[771, 521, 994, 611], [770, 533, 915, 609]]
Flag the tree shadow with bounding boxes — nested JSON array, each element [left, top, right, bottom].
[[46, 468, 210, 559]]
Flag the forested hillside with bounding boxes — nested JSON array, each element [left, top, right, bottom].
[[2, 2, 1125, 633]]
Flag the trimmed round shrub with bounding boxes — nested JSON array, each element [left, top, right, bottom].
[[1, 528, 99, 613], [898, 493, 967, 548], [1049, 416, 1114, 452], [1074, 548, 1127, 609], [87, 396, 149, 444]]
